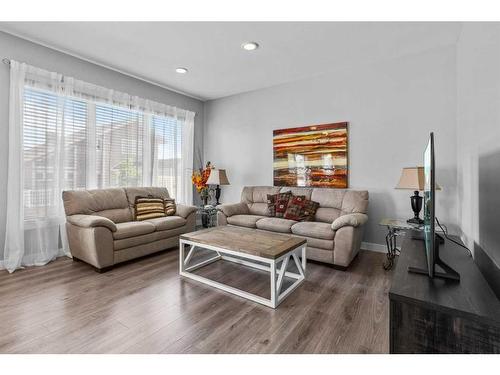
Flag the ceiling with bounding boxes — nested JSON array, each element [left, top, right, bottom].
[[0, 22, 462, 101]]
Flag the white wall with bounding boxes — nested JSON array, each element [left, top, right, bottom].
[[204, 46, 459, 246], [457, 23, 500, 265], [0, 31, 205, 261]]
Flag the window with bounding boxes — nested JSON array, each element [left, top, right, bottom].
[[95, 104, 144, 188], [152, 115, 182, 199], [22, 87, 184, 221]]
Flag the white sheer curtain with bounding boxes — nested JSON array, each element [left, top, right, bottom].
[[3, 61, 195, 273], [180, 111, 195, 205]]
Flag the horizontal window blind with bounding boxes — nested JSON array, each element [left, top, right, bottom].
[[23, 88, 88, 220], [152, 115, 182, 199], [22, 87, 183, 221], [95, 104, 144, 188]]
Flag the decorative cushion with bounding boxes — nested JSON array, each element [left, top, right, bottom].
[[255, 217, 297, 233], [134, 196, 167, 221], [267, 192, 293, 217], [299, 199, 320, 221], [164, 198, 176, 216], [283, 195, 307, 221]]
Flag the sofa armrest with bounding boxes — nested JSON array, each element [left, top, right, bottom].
[[66, 214, 117, 232], [331, 213, 368, 231], [216, 202, 249, 217], [176, 204, 198, 219]]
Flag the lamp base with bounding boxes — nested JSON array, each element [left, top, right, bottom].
[[407, 217, 424, 225], [215, 185, 221, 206]]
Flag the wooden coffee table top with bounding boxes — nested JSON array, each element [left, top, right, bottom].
[[180, 226, 306, 259]]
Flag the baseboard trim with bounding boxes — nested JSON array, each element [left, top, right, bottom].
[[361, 242, 386, 253]]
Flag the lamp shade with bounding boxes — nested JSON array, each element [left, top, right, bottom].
[[206, 169, 230, 185], [395, 167, 441, 191]]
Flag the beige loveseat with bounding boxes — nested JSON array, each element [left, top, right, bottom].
[[62, 187, 197, 272], [217, 186, 369, 268]]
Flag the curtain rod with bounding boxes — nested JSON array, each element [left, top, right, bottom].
[[2, 58, 10, 65]]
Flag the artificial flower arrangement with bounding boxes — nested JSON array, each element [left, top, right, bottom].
[[191, 161, 212, 205]]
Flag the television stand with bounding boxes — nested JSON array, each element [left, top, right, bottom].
[[408, 235, 460, 281], [390, 234, 500, 353]]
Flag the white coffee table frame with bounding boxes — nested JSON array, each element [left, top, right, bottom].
[[179, 238, 307, 308]]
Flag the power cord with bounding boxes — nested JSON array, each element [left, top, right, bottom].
[[435, 217, 472, 257]]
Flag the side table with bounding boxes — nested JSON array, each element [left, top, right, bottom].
[[379, 218, 423, 270], [196, 205, 218, 229]]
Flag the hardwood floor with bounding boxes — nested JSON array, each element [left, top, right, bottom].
[[0, 249, 392, 353]]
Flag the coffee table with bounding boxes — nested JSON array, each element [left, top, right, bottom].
[[179, 226, 307, 308]]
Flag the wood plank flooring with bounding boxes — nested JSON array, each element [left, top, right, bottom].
[[0, 249, 392, 353]]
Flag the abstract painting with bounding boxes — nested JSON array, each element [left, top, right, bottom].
[[273, 122, 348, 188]]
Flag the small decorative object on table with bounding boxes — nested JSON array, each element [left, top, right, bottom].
[[379, 218, 423, 270], [191, 161, 213, 206]]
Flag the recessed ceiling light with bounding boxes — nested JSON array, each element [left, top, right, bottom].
[[175, 67, 188, 74], [241, 42, 259, 51]]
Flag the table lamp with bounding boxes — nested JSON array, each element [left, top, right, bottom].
[[206, 169, 230, 205], [395, 166, 440, 224]]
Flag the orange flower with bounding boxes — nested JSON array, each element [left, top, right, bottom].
[[191, 162, 213, 194]]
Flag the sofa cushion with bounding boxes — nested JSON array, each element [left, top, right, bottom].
[[248, 202, 270, 216], [113, 225, 187, 250], [291, 234, 334, 250], [280, 187, 313, 200], [227, 214, 266, 228], [291, 221, 335, 240], [146, 216, 187, 231], [62, 188, 132, 223], [241, 186, 281, 204], [341, 190, 369, 214], [217, 202, 249, 217], [256, 217, 297, 233], [314, 207, 341, 223], [310, 188, 345, 209], [113, 221, 156, 240]]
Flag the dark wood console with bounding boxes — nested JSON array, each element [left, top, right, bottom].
[[389, 233, 500, 353]]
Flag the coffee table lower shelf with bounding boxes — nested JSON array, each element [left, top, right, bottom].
[[179, 238, 307, 308]]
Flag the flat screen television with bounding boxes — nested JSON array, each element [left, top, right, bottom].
[[408, 132, 460, 281]]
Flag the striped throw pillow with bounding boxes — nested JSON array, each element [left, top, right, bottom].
[[134, 196, 166, 221], [164, 198, 176, 216]]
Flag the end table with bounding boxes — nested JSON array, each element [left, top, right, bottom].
[[196, 206, 218, 229], [379, 218, 423, 270]]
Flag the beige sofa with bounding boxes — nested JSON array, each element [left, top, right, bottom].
[[217, 186, 369, 269], [62, 187, 197, 272]]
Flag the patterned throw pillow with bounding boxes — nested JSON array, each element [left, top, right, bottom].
[[164, 198, 176, 216], [267, 192, 293, 217], [283, 195, 307, 221], [299, 199, 320, 221], [135, 196, 166, 221], [266, 194, 277, 217]]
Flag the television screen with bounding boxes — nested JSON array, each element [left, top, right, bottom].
[[423, 133, 435, 277]]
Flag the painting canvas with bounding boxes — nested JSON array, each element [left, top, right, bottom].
[[273, 122, 348, 188]]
